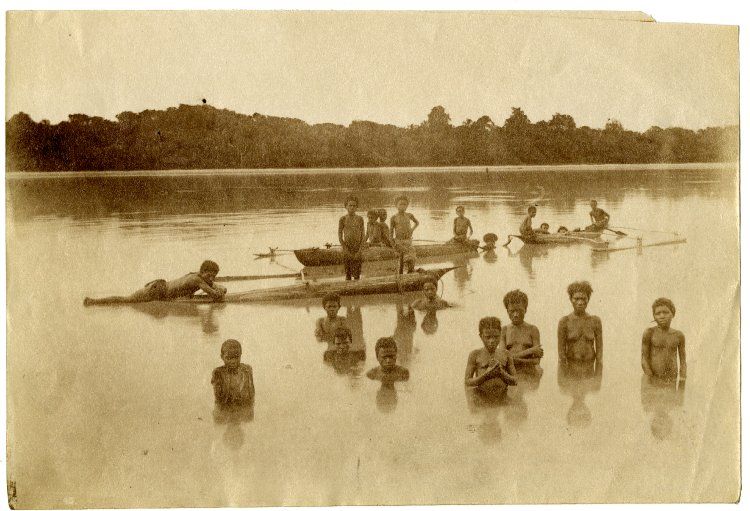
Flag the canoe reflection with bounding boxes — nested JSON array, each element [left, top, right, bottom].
[[130, 302, 225, 334]]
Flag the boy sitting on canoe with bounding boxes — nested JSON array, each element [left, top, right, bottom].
[[586, 199, 610, 232], [641, 298, 686, 381], [520, 205, 537, 238], [502, 290, 543, 369], [315, 293, 349, 348], [452, 205, 474, 243], [533, 223, 550, 235], [465, 316, 517, 395], [390, 196, 420, 273], [83, 260, 227, 305], [409, 280, 451, 311]]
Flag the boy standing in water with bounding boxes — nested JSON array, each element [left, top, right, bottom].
[[641, 298, 686, 381], [211, 339, 255, 406], [452, 205, 474, 243], [339, 196, 365, 280], [366, 337, 410, 382], [409, 280, 451, 311], [501, 290, 543, 368], [84, 260, 227, 305], [465, 316, 517, 394], [315, 293, 348, 348], [390, 196, 420, 273]]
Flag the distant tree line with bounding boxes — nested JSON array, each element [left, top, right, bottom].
[[5, 104, 739, 172]]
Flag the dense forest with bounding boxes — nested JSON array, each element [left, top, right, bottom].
[[5, 104, 739, 172]]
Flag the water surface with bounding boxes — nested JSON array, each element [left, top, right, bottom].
[[6, 166, 740, 506]]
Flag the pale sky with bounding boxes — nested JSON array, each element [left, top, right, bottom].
[[6, 11, 739, 131]]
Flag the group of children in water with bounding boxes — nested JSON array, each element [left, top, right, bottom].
[[211, 280, 686, 407]]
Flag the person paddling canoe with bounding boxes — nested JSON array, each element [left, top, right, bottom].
[[586, 200, 610, 232]]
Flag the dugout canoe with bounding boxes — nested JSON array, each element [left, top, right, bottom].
[[174, 267, 457, 303], [507, 232, 604, 246], [294, 240, 480, 267]]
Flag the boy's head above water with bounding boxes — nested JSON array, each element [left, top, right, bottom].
[[322, 293, 341, 316], [200, 260, 220, 280], [375, 336, 398, 371], [652, 297, 676, 328], [377, 209, 388, 222], [422, 280, 438, 299], [456, 205, 465, 216], [527, 205, 537, 216], [220, 339, 242, 370], [478, 316, 502, 353], [503, 289, 528, 325], [333, 327, 352, 354]]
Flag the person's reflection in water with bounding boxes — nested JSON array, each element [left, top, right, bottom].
[[464, 387, 503, 444], [346, 305, 365, 352], [641, 375, 685, 441], [376, 382, 398, 414], [452, 260, 472, 293], [131, 302, 225, 334], [420, 310, 439, 335], [393, 301, 417, 367], [483, 249, 498, 264], [557, 359, 602, 429], [503, 367, 543, 427], [213, 403, 255, 450], [504, 244, 549, 280]]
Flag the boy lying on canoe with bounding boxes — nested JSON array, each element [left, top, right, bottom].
[[83, 260, 227, 305]]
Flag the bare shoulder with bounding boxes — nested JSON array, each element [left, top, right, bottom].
[[642, 326, 656, 338], [591, 315, 603, 326], [673, 329, 686, 341], [467, 348, 481, 361], [558, 315, 570, 326]]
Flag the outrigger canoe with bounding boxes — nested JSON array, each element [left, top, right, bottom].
[[174, 267, 456, 304], [294, 240, 480, 267], [506, 231, 604, 246]]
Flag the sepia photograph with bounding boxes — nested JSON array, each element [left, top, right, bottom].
[[4, 8, 741, 508]]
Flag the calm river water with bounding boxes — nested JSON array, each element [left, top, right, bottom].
[[6, 165, 739, 506]]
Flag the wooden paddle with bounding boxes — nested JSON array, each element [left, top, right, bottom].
[[604, 228, 629, 236]]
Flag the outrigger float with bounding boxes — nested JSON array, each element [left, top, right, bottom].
[[294, 240, 480, 266], [82, 267, 457, 305], [184, 267, 456, 303]]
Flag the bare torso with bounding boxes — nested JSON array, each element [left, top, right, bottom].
[[647, 327, 682, 378], [561, 313, 600, 361]]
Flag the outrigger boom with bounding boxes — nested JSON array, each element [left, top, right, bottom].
[[592, 237, 687, 253]]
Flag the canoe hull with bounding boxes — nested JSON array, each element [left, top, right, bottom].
[[294, 241, 479, 266], [179, 267, 457, 303], [516, 232, 602, 245]]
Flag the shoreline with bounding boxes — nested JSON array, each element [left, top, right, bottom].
[[5, 162, 737, 179]]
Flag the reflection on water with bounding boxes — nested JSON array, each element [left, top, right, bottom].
[[6, 167, 739, 506], [641, 376, 685, 441], [557, 360, 602, 429]]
